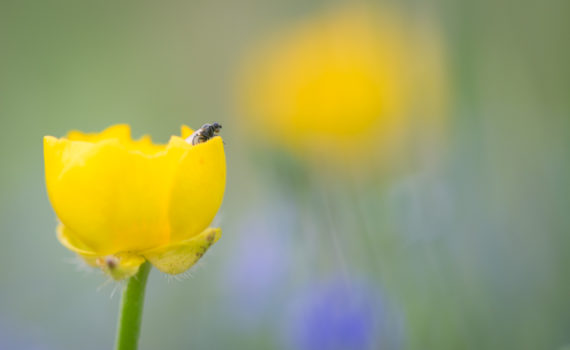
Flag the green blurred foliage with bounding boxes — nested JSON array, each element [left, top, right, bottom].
[[1, 0, 569, 349]]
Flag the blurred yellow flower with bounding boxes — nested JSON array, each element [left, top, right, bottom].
[[44, 124, 226, 280], [237, 7, 448, 171]]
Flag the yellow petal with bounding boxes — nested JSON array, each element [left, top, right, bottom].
[[180, 125, 194, 139], [130, 134, 165, 155], [58, 224, 145, 280], [144, 227, 221, 275], [44, 136, 97, 196], [68, 125, 166, 155], [57, 223, 97, 256], [45, 137, 185, 254], [67, 124, 132, 142], [168, 136, 226, 242]]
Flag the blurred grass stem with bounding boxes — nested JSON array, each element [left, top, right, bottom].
[[115, 261, 152, 350]]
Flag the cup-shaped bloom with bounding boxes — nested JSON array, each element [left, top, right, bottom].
[[43, 124, 226, 280], [236, 6, 448, 172]]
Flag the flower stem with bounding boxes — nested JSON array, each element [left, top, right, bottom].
[[114, 261, 152, 350]]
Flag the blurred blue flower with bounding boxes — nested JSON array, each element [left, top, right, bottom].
[[284, 278, 402, 350], [218, 199, 296, 329]]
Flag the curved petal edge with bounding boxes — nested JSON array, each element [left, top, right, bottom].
[[143, 227, 222, 275]]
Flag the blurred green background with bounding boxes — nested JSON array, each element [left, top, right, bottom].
[[1, 0, 569, 349]]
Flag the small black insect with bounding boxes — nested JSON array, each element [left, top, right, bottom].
[[187, 122, 222, 145]]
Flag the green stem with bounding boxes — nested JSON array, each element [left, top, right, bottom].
[[114, 261, 152, 350]]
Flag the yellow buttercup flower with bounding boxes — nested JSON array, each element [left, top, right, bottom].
[[237, 6, 448, 171], [44, 124, 226, 280]]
